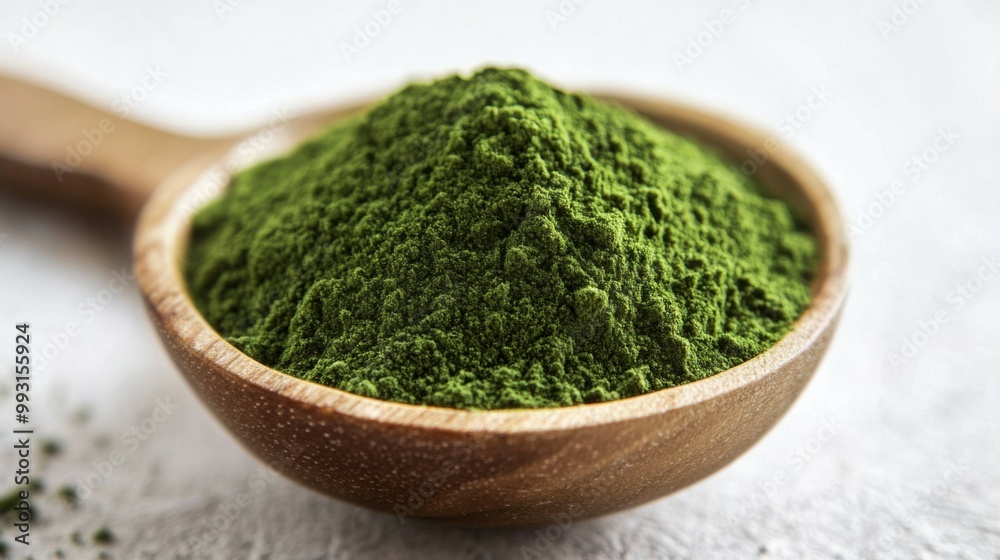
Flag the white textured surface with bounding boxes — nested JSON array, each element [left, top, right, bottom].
[[1, 1, 998, 558]]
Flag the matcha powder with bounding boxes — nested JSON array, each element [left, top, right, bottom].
[[185, 68, 816, 410]]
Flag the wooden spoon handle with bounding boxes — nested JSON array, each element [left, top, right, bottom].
[[0, 74, 234, 221]]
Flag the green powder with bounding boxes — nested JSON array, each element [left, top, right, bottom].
[[185, 68, 816, 410]]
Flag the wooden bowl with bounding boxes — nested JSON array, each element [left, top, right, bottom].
[[134, 95, 848, 528]]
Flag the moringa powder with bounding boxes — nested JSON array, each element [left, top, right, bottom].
[[185, 68, 816, 410]]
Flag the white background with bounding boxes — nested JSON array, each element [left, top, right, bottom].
[[1, 1, 998, 558]]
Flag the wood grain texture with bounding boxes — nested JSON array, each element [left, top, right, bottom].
[[0, 74, 364, 221], [133, 96, 848, 527], [0, 75, 235, 220]]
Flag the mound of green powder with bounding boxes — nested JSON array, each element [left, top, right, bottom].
[[186, 68, 816, 410]]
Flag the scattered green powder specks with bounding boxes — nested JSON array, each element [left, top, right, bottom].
[[0, 480, 40, 518], [92, 526, 114, 544], [0, 488, 21, 516], [186, 68, 816, 410], [41, 439, 62, 457], [57, 486, 78, 508]]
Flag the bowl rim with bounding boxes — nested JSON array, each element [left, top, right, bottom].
[[135, 93, 849, 435]]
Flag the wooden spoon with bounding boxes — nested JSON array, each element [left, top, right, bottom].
[[0, 75, 848, 527]]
